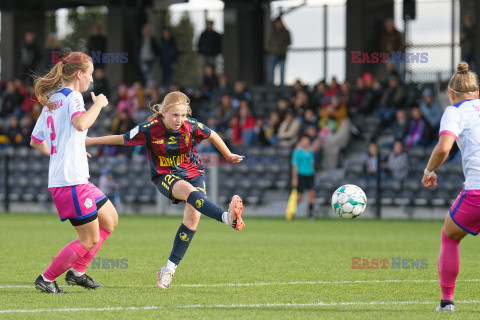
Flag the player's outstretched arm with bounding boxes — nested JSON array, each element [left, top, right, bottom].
[[30, 139, 50, 156], [421, 133, 455, 188], [208, 130, 244, 164], [86, 135, 125, 146]]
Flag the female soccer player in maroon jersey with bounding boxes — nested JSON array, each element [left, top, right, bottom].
[[87, 91, 245, 288]]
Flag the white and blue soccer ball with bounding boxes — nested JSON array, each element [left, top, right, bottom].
[[331, 184, 367, 219]]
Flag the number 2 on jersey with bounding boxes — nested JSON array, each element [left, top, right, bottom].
[[47, 115, 57, 155]]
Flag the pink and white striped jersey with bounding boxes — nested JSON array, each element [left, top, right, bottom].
[[31, 87, 89, 188], [440, 98, 480, 190]]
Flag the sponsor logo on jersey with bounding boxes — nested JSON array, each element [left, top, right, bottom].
[[84, 198, 93, 209], [152, 139, 164, 144], [158, 153, 189, 167], [167, 136, 177, 145], [179, 232, 190, 242], [195, 199, 204, 209]]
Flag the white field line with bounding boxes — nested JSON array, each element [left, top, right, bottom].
[[2, 278, 480, 289], [1, 300, 479, 314]]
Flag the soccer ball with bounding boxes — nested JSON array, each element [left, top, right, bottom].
[[331, 184, 367, 219]]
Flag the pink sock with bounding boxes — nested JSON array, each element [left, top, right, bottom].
[[43, 240, 89, 281], [71, 226, 112, 273], [438, 227, 460, 300]]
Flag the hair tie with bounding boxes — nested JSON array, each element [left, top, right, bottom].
[[458, 70, 468, 74]]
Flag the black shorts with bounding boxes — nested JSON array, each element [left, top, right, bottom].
[[297, 174, 314, 192], [69, 196, 109, 226], [156, 174, 207, 204]]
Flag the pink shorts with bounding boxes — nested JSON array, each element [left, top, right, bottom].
[[49, 182, 106, 223], [449, 188, 480, 235]]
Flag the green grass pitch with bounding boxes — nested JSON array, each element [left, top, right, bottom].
[[0, 213, 479, 319]]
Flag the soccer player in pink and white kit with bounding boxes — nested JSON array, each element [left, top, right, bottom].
[[30, 52, 118, 293], [422, 61, 480, 312]]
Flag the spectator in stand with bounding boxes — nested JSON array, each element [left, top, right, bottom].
[[324, 76, 341, 105], [231, 99, 256, 146], [216, 94, 235, 133], [291, 79, 307, 102], [292, 90, 310, 117], [20, 86, 38, 116], [159, 27, 179, 89], [264, 110, 281, 146], [376, 75, 405, 125], [312, 80, 327, 108], [137, 24, 160, 86], [339, 80, 352, 109], [1, 81, 23, 117], [390, 108, 410, 143], [31, 102, 42, 122], [87, 25, 107, 70], [0, 122, 9, 147], [358, 72, 382, 114], [216, 74, 232, 97], [266, 16, 291, 86], [100, 110, 137, 158], [132, 81, 147, 113], [420, 88, 443, 143], [377, 62, 401, 88], [197, 20, 222, 68], [277, 96, 290, 121], [460, 14, 476, 70], [364, 141, 385, 182], [302, 109, 317, 130], [17, 32, 42, 85], [405, 106, 426, 149], [379, 18, 405, 80], [231, 80, 252, 109], [317, 98, 351, 169], [146, 83, 161, 105], [385, 139, 409, 182], [99, 169, 123, 211], [6, 116, 22, 147], [92, 68, 111, 100], [253, 115, 270, 147], [43, 32, 61, 71], [199, 64, 218, 100], [116, 84, 139, 118], [20, 114, 35, 146], [277, 108, 302, 148]]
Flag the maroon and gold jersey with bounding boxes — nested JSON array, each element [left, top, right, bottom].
[[124, 116, 211, 182]]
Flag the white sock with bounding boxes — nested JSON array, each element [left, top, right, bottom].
[[166, 260, 177, 272], [222, 212, 229, 225], [42, 275, 53, 282], [71, 268, 84, 277]]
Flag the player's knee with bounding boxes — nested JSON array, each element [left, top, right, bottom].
[[82, 237, 99, 250]]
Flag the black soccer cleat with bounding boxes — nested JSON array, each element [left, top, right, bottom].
[[65, 270, 100, 289], [34, 275, 67, 294]]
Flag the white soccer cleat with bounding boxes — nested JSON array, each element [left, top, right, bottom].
[[156, 266, 174, 289], [436, 302, 455, 312]]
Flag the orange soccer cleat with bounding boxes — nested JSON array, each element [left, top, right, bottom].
[[227, 195, 245, 230]]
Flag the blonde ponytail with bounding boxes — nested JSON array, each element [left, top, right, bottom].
[[34, 52, 92, 110]]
